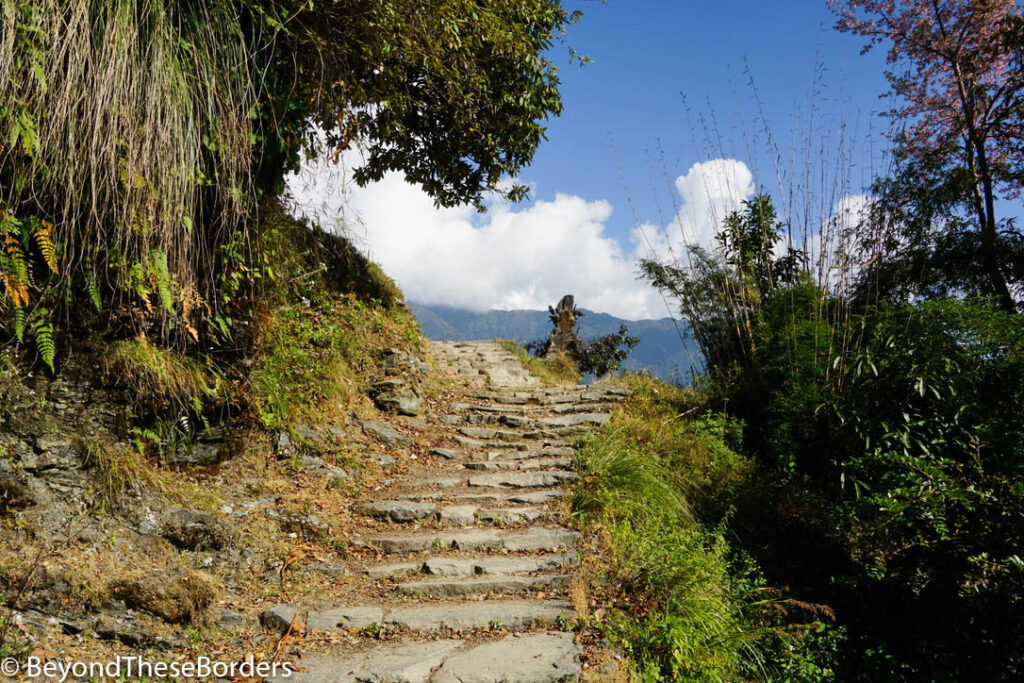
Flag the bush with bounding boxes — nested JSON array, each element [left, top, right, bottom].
[[643, 188, 1024, 677], [572, 325, 640, 377], [824, 300, 1024, 676], [524, 324, 639, 379]]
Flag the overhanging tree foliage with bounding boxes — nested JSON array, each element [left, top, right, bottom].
[[253, 0, 577, 208], [0, 0, 576, 362]]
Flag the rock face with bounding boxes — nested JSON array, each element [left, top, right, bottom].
[[161, 508, 232, 551], [256, 340, 629, 682], [369, 348, 427, 416]]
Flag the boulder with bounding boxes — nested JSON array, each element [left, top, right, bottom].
[[260, 604, 301, 634], [265, 508, 330, 541], [108, 568, 216, 624], [369, 379, 422, 416], [360, 420, 411, 448]]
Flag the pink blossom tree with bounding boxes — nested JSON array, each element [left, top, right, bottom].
[[830, 0, 1024, 311]]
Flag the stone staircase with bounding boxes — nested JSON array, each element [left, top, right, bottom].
[[264, 341, 626, 682]]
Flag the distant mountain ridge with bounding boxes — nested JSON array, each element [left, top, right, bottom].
[[409, 302, 701, 384]]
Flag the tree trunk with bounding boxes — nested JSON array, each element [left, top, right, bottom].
[[974, 140, 1017, 312]]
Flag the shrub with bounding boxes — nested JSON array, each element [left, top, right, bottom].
[[572, 325, 640, 377]]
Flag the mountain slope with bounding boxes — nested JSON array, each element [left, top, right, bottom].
[[409, 302, 700, 383]]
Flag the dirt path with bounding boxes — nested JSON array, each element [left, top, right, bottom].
[[263, 341, 625, 682]]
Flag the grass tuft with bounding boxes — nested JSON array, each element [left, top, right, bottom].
[[104, 337, 223, 410], [82, 440, 163, 507], [0, 0, 256, 341], [497, 340, 580, 385]]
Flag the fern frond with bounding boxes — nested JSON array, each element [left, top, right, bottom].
[[30, 307, 55, 371], [33, 220, 58, 273], [14, 306, 26, 342], [88, 278, 102, 311], [3, 235, 30, 307], [149, 249, 175, 315]]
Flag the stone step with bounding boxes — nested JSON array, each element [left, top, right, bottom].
[[393, 487, 567, 506], [357, 500, 547, 525], [462, 404, 529, 415], [474, 507, 548, 525], [464, 456, 572, 472], [468, 393, 586, 406], [265, 632, 579, 683], [520, 426, 590, 440], [464, 387, 626, 404], [395, 573, 570, 597], [436, 505, 552, 528], [399, 470, 577, 492], [360, 526, 581, 554], [355, 501, 437, 523], [458, 426, 531, 441], [467, 446, 576, 462], [387, 599, 574, 633], [466, 471, 578, 488], [463, 413, 532, 428], [363, 552, 578, 579], [456, 440, 568, 454], [431, 632, 578, 683], [267, 599, 575, 635], [535, 413, 612, 428], [550, 401, 616, 414]]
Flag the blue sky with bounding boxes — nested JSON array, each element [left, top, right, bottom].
[[530, 0, 891, 239], [291, 1, 900, 319]]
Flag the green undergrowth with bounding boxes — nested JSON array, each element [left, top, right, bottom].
[[497, 340, 580, 385], [248, 205, 422, 430], [572, 376, 841, 681]]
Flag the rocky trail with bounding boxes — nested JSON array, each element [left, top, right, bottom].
[[263, 341, 626, 682]]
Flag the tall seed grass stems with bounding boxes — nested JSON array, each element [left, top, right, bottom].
[[0, 0, 257, 344], [636, 62, 888, 386]]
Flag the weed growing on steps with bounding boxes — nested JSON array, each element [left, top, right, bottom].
[[572, 375, 841, 681], [496, 340, 581, 385]]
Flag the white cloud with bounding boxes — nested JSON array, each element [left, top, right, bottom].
[[633, 158, 756, 265], [807, 193, 874, 292], [287, 151, 764, 320]]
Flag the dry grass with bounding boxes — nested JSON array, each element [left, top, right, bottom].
[[82, 440, 163, 505]]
